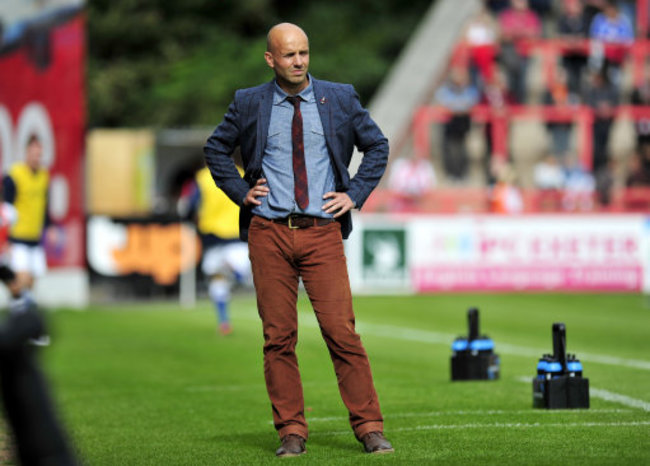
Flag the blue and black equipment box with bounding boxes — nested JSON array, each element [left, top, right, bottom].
[[533, 323, 589, 409], [451, 307, 500, 381]]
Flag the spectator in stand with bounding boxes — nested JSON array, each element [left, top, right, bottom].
[[533, 152, 565, 211], [626, 151, 650, 186], [497, 0, 542, 103], [543, 67, 580, 160], [630, 65, 650, 156], [533, 152, 565, 191], [480, 69, 517, 183], [584, 69, 619, 175], [557, 0, 589, 95], [463, 6, 500, 85], [435, 66, 479, 182], [387, 156, 436, 212], [489, 160, 523, 214], [588, 0, 634, 86], [562, 154, 596, 211]]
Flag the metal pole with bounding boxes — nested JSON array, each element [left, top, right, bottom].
[[179, 222, 196, 309]]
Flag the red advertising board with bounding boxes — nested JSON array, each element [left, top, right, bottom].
[[0, 11, 85, 268]]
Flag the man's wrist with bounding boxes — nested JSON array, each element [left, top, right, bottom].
[[346, 192, 357, 209]]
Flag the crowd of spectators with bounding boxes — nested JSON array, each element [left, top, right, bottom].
[[421, 0, 650, 211]]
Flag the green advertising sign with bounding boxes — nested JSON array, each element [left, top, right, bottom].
[[362, 228, 407, 285]]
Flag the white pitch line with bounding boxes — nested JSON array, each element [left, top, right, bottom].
[[356, 320, 650, 371], [318, 420, 650, 436], [578, 353, 650, 371], [239, 311, 650, 372], [590, 388, 650, 412], [305, 408, 630, 423]]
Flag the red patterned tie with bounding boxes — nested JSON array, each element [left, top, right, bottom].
[[287, 96, 309, 209]]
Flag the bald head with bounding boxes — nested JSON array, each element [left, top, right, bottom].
[[266, 23, 308, 53], [264, 23, 310, 94]]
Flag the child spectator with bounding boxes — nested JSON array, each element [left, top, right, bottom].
[[543, 67, 580, 160], [563, 155, 596, 211], [489, 160, 523, 214], [534, 152, 565, 190]]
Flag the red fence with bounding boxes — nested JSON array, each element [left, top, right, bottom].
[[412, 104, 650, 171], [454, 37, 650, 90], [364, 186, 650, 214]]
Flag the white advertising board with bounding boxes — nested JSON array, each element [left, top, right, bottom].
[[347, 214, 650, 293]]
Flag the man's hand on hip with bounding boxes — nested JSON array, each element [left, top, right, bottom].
[[322, 192, 355, 218], [244, 178, 269, 206]]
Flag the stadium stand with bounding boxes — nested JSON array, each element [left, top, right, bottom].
[[367, 0, 650, 214]]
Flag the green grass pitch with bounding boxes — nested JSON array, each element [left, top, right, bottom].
[[38, 293, 649, 465]]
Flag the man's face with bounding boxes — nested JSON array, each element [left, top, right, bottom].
[[512, 0, 527, 11], [450, 67, 468, 87], [605, 5, 618, 19], [25, 140, 42, 170], [566, 0, 581, 16], [264, 26, 310, 94]]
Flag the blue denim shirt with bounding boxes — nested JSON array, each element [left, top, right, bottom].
[[252, 78, 335, 219]]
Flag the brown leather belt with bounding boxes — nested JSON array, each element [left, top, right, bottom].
[[271, 214, 335, 229]]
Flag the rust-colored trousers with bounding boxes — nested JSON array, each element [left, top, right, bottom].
[[247, 215, 384, 440]]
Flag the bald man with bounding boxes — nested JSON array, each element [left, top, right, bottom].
[[204, 23, 392, 456]]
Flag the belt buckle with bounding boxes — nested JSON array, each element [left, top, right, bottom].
[[288, 215, 300, 229]]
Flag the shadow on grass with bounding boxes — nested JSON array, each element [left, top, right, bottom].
[[308, 434, 362, 454], [207, 430, 364, 456]]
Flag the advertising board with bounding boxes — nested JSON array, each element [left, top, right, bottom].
[[0, 5, 87, 305], [348, 214, 650, 293]]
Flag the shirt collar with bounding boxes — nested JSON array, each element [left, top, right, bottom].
[[273, 75, 315, 105]]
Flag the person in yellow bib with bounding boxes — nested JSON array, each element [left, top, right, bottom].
[[2, 135, 52, 296], [180, 164, 251, 335]]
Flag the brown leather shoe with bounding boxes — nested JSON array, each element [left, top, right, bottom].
[[360, 431, 394, 454], [275, 434, 306, 457]]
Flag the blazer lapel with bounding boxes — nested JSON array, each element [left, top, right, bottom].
[[254, 81, 275, 167], [313, 78, 334, 152]]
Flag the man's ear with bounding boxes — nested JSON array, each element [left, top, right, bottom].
[[264, 52, 274, 69]]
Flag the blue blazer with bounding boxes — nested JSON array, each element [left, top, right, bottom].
[[203, 77, 389, 241]]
